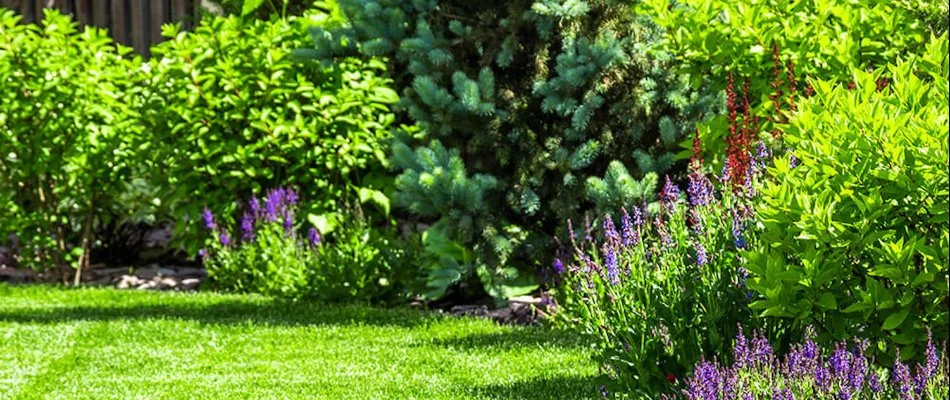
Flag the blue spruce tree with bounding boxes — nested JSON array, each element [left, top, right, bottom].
[[304, 0, 717, 301]]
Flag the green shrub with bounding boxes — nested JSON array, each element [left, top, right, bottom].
[[554, 146, 762, 395], [644, 0, 932, 162], [142, 10, 401, 254], [305, 0, 717, 302], [0, 10, 149, 278], [201, 187, 420, 302], [746, 35, 949, 362]]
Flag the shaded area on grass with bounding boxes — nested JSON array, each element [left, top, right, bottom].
[[0, 284, 601, 399], [466, 375, 601, 400]]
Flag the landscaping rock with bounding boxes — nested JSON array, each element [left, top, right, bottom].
[[180, 278, 201, 290], [116, 274, 146, 289]]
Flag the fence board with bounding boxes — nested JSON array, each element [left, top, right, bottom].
[[1, 0, 196, 56], [149, 0, 164, 44]]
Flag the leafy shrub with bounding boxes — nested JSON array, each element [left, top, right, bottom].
[[746, 35, 949, 362], [305, 0, 718, 302], [0, 10, 149, 278], [142, 9, 401, 254], [201, 187, 419, 302], [669, 327, 949, 399], [554, 138, 764, 395], [644, 0, 931, 161]]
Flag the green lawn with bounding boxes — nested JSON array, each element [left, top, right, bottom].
[[0, 284, 598, 399]]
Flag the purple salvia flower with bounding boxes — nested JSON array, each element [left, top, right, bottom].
[[731, 210, 747, 249], [307, 227, 321, 248], [752, 331, 772, 365], [631, 205, 644, 226], [284, 187, 298, 206], [893, 353, 913, 399], [249, 196, 261, 217], [240, 212, 255, 242], [789, 153, 800, 169], [264, 192, 279, 222], [829, 342, 850, 379], [925, 327, 939, 378], [816, 365, 832, 393], [604, 246, 619, 285], [201, 207, 216, 230], [659, 175, 680, 214], [603, 214, 620, 245], [599, 384, 607, 399], [913, 364, 927, 395], [742, 391, 753, 400], [283, 213, 294, 234], [694, 241, 708, 267], [734, 325, 750, 369], [868, 371, 882, 392], [620, 208, 635, 247], [687, 171, 713, 207], [552, 258, 565, 274], [219, 232, 231, 246], [198, 248, 209, 262]]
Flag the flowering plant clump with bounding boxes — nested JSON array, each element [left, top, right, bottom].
[[667, 327, 949, 400], [553, 129, 767, 395], [199, 187, 418, 302]]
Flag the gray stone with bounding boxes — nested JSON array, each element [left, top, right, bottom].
[[116, 274, 146, 289], [180, 278, 201, 290]]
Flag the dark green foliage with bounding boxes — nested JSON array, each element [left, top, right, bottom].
[[305, 0, 714, 300], [747, 36, 950, 362], [141, 11, 400, 254]]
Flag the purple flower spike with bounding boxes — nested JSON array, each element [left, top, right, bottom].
[[631, 205, 644, 227], [603, 214, 619, 245], [659, 176, 680, 214], [307, 227, 321, 248], [284, 187, 298, 206], [283, 213, 294, 234], [604, 246, 619, 285], [893, 353, 913, 399], [201, 207, 216, 230], [249, 196, 261, 217], [694, 241, 708, 267], [198, 248, 209, 262], [241, 212, 255, 242], [734, 326, 750, 369], [925, 328, 939, 378], [552, 258, 565, 274], [687, 171, 712, 207], [620, 208, 637, 247], [219, 232, 231, 246]]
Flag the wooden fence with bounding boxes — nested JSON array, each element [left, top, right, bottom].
[[0, 0, 198, 56]]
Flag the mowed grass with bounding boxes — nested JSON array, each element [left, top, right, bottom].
[[0, 284, 598, 400]]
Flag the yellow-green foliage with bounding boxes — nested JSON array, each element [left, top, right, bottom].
[[747, 35, 949, 362]]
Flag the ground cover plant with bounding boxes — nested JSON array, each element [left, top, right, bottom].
[[670, 326, 949, 399], [0, 284, 599, 399], [200, 187, 419, 302], [304, 0, 719, 302]]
